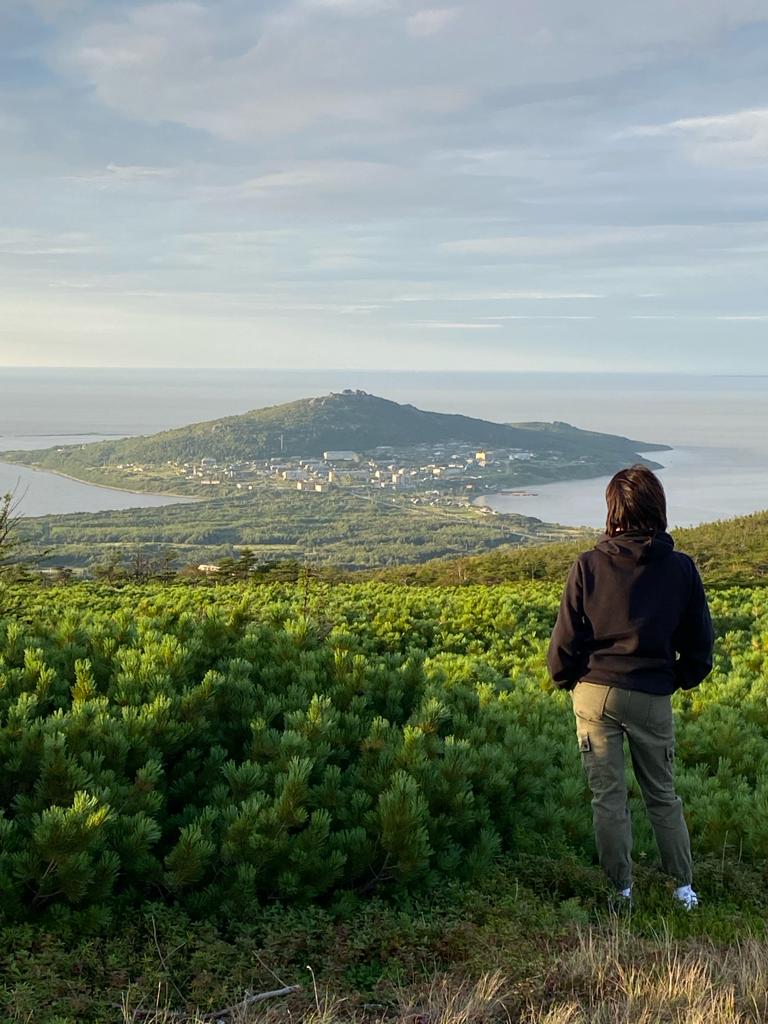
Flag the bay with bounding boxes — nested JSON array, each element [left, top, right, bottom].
[[0, 434, 195, 517], [476, 446, 768, 529]]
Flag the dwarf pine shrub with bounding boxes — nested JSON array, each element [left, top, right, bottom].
[[0, 580, 766, 924]]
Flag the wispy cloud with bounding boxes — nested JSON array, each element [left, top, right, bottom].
[[216, 161, 401, 198], [632, 313, 768, 321], [441, 229, 667, 257], [392, 291, 606, 301], [69, 163, 180, 187], [404, 320, 502, 329], [715, 314, 768, 321], [478, 314, 596, 320], [0, 229, 100, 256], [406, 7, 460, 37], [624, 108, 768, 166], [303, 0, 396, 13]]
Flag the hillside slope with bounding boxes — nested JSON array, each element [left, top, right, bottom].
[[371, 510, 768, 586]]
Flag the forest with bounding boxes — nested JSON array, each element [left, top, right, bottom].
[[372, 509, 768, 587], [1, 542, 768, 1020], [15, 488, 581, 572]]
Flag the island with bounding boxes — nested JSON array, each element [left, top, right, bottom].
[[1, 390, 669, 573]]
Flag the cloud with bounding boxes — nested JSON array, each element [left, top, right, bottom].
[[406, 7, 460, 37], [715, 314, 768, 320], [9, 1, 768, 371], [70, 163, 180, 187], [105, 163, 178, 179], [61, 2, 470, 141], [58, 1, 768, 146], [440, 229, 667, 256], [478, 314, 596, 320], [0, 229, 99, 256], [303, 0, 396, 12], [403, 320, 502, 329], [631, 313, 768, 321], [222, 160, 401, 195], [392, 290, 606, 301], [625, 108, 768, 166]]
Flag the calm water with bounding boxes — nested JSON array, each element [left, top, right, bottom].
[[0, 433, 196, 517], [1, 368, 767, 524], [477, 446, 768, 529]]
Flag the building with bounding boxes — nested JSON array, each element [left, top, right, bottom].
[[297, 481, 332, 492], [323, 451, 359, 462]]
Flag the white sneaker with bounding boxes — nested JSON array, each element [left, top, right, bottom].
[[673, 884, 699, 910], [608, 886, 633, 912]]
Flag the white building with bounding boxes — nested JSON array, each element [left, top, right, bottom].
[[323, 450, 359, 462]]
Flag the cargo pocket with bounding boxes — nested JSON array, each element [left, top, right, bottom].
[[576, 724, 609, 794], [576, 725, 597, 778]]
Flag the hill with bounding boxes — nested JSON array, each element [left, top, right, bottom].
[[16, 489, 585, 573], [0, 389, 667, 477], [370, 509, 768, 586]]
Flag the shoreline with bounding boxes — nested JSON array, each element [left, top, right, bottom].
[[471, 449, 673, 520], [0, 459, 199, 504]]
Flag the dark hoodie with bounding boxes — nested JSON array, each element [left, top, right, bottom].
[[547, 531, 714, 695]]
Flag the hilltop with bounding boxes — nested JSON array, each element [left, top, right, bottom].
[[1, 389, 667, 476]]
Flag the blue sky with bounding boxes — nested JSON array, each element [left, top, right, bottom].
[[3, 0, 768, 371]]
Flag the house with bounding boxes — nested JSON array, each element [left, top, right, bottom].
[[297, 481, 332, 493]]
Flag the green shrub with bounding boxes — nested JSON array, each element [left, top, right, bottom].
[[0, 580, 766, 924]]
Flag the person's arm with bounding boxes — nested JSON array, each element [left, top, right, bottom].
[[547, 559, 590, 690], [673, 562, 714, 690]]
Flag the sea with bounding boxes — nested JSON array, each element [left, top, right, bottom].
[[2, 367, 768, 527]]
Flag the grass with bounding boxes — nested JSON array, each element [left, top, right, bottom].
[[110, 932, 768, 1024], [3, 855, 767, 1024], [104, 932, 768, 1024]]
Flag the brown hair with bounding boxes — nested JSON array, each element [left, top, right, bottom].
[[605, 464, 667, 536]]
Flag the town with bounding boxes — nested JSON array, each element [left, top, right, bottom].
[[178, 440, 551, 506]]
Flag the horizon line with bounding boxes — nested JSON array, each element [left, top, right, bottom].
[[2, 366, 765, 378]]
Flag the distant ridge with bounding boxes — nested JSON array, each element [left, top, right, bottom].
[[1, 389, 669, 468]]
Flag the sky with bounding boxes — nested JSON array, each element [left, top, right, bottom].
[[3, 0, 768, 372]]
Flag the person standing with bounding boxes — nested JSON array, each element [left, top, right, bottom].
[[547, 464, 714, 909]]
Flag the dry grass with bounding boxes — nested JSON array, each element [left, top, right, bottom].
[[525, 926, 768, 1024], [119, 927, 768, 1024]]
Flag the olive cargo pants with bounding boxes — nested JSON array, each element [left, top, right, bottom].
[[571, 681, 693, 890]]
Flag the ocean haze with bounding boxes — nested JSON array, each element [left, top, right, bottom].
[[4, 367, 768, 447], [1, 368, 767, 525]]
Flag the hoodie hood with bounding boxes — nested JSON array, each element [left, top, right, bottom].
[[595, 530, 675, 564]]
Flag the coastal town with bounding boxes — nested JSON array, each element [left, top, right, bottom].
[[178, 440, 548, 504]]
